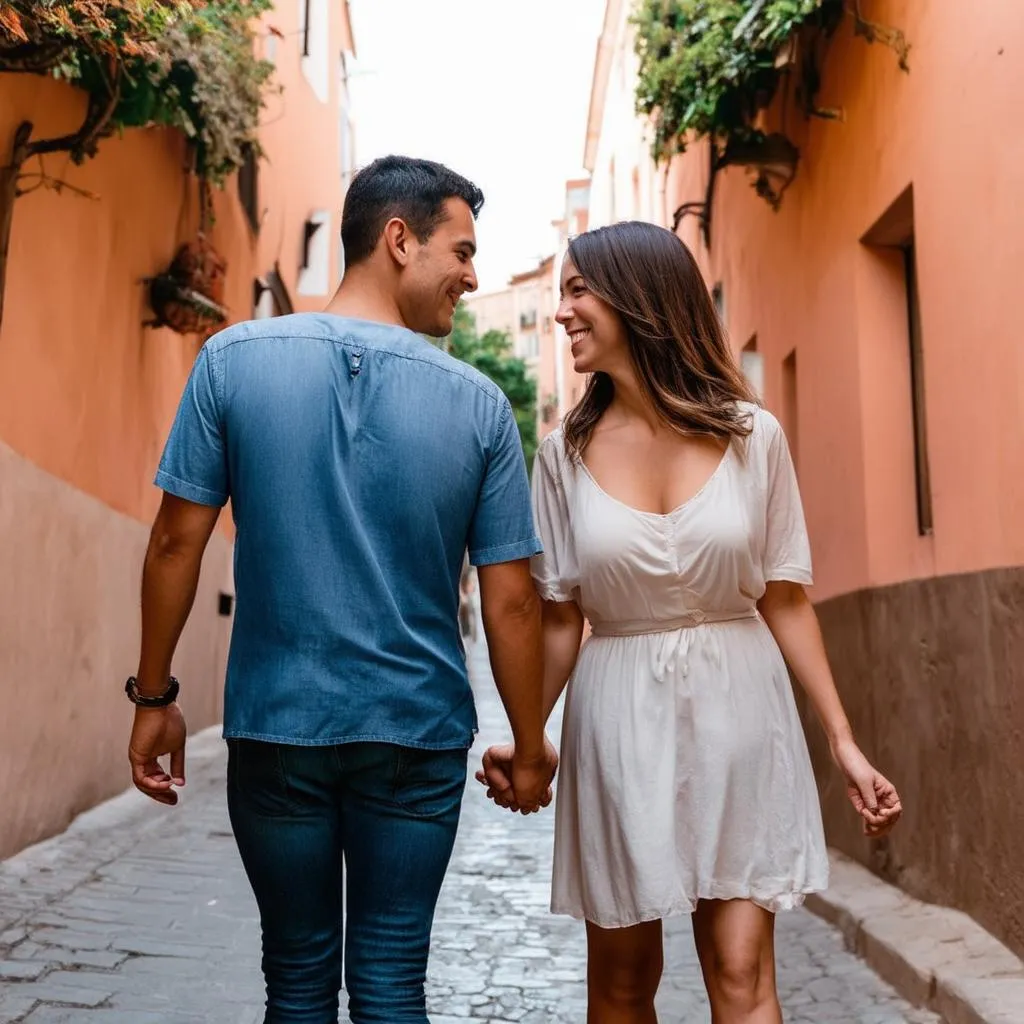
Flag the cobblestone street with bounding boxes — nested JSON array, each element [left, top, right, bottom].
[[0, 638, 938, 1023]]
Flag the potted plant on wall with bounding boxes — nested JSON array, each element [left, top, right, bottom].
[[0, 0, 275, 337]]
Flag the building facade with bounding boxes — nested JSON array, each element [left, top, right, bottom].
[[0, 0, 356, 858], [467, 257, 560, 440], [584, 0, 1024, 957], [548, 178, 593, 430], [583, 0, 666, 231], [464, 287, 514, 340]]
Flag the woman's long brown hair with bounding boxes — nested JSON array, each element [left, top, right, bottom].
[[562, 221, 757, 460]]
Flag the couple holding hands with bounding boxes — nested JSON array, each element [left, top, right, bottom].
[[127, 154, 899, 1023]]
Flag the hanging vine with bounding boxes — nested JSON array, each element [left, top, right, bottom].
[[633, 0, 910, 242], [0, 0, 275, 332]]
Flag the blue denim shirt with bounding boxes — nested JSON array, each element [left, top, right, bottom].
[[156, 314, 541, 749]]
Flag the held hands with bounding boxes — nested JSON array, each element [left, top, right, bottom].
[[128, 704, 187, 806], [831, 737, 902, 838], [475, 736, 559, 815]]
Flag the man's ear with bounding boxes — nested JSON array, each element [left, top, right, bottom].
[[382, 217, 413, 267]]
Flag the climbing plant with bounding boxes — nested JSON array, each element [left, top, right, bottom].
[[0, 0, 274, 329], [633, 0, 909, 236]]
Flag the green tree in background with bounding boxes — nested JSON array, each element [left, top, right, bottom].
[[438, 305, 538, 470]]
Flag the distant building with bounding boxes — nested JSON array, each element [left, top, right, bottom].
[[464, 287, 514, 340], [583, 0, 666, 230], [546, 178, 594, 432]]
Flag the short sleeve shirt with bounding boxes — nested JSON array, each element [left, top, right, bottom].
[[157, 313, 541, 748]]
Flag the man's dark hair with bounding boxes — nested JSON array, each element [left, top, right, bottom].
[[341, 156, 485, 266]]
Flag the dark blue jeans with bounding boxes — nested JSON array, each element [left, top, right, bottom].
[[227, 740, 468, 1023]]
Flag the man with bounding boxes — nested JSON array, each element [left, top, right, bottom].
[[126, 156, 556, 1023]]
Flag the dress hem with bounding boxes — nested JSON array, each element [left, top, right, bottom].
[[551, 880, 829, 929]]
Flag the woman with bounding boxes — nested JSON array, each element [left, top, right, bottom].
[[478, 222, 901, 1023]]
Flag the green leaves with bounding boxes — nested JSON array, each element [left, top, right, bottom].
[[0, 1, 275, 184], [439, 306, 539, 470], [153, 1, 275, 182], [633, 0, 825, 161]]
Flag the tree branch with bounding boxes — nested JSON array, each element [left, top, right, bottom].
[[847, 1, 911, 71], [25, 64, 122, 161], [15, 166, 99, 202], [0, 40, 69, 73]]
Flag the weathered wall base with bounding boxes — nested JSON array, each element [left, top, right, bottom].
[[0, 440, 233, 858], [800, 568, 1024, 959]]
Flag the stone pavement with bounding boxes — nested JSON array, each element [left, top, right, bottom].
[[0, 638, 939, 1023]]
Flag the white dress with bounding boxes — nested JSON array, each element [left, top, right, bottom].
[[531, 404, 829, 928]]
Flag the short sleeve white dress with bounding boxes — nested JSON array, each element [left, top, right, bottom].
[[531, 403, 829, 928]]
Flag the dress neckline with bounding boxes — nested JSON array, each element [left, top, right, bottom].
[[577, 441, 734, 519]]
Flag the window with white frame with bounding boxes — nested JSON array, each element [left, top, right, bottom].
[[298, 210, 332, 296], [254, 279, 275, 319], [298, 0, 330, 103], [338, 53, 354, 181], [740, 335, 764, 398]]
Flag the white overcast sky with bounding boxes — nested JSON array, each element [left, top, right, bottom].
[[347, 0, 606, 294]]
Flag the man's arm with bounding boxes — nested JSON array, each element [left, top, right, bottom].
[[128, 494, 221, 805], [475, 596, 581, 812], [476, 559, 551, 811], [137, 494, 221, 692]]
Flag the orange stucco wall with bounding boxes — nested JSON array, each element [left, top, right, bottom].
[[0, 74, 256, 526], [662, 1, 1024, 951], [668, 0, 1024, 602], [257, 0, 352, 307], [0, 3, 351, 857], [0, 73, 251, 856]]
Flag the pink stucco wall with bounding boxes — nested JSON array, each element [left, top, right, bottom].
[[668, 0, 1024, 602]]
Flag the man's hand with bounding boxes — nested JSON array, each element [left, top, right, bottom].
[[475, 736, 558, 814], [128, 704, 187, 806]]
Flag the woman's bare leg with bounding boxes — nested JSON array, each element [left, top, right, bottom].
[[692, 899, 782, 1024], [586, 918, 664, 1024]]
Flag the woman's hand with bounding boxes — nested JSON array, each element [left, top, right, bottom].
[[475, 736, 559, 814], [830, 737, 902, 837]]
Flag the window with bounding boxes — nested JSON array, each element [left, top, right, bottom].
[[861, 186, 932, 535], [740, 334, 763, 398], [301, 0, 311, 55], [338, 54, 353, 182], [237, 145, 259, 234], [519, 333, 539, 359], [712, 282, 726, 327], [253, 279, 275, 319], [297, 210, 331, 296], [782, 349, 798, 472], [267, 263, 295, 315], [520, 309, 538, 331], [902, 241, 931, 534], [253, 265, 294, 319], [298, 0, 329, 102]]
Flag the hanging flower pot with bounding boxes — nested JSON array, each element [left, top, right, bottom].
[[145, 235, 228, 336]]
